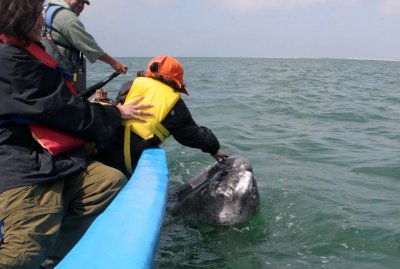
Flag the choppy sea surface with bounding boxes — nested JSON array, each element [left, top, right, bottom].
[[88, 58, 400, 269]]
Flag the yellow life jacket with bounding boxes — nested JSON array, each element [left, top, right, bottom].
[[122, 77, 181, 173]]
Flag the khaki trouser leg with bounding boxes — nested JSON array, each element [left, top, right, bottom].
[[42, 161, 127, 268], [0, 181, 64, 269]]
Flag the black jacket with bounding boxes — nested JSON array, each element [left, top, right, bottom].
[[95, 80, 221, 176], [0, 42, 121, 193]]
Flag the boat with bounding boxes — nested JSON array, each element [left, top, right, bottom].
[[0, 148, 169, 269], [56, 148, 168, 269]]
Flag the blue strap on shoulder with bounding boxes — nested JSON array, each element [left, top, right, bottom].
[[43, 5, 80, 66], [44, 5, 64, 35], [0, 117, 33, 125]]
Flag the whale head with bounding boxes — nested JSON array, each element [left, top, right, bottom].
[[169, 156, 260, 225]]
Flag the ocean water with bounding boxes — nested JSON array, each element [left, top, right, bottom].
[[88, 58, 400, 269]]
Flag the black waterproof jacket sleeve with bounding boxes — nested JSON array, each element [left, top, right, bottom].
[[162, 99, 220, 155], [0, 43, 121, 193]]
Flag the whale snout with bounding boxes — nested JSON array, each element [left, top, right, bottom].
[[169, 156, 260, 225]]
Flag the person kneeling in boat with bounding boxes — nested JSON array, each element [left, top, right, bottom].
[[95, 56, 229, 176], [0, 1, 152, 268]]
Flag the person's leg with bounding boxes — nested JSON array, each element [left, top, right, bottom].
[[42, 161, 127, 268], [0, 181, 64, 269]]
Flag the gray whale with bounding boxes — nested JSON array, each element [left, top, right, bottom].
[[168, 156, 260, 225]]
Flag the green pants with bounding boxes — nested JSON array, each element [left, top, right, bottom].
[[0, 161, 127, 269]]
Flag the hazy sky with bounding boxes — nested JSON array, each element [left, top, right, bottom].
[[68, 0, 400, 59]]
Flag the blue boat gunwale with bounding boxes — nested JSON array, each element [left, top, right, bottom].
[[56, 148, 169, 269], [0, 148, 169, 269]]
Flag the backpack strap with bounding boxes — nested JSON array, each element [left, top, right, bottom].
[[43, 5, 81, 65], [43, 5, 63, 35]]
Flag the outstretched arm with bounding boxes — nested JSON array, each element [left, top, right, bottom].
[[164, 99, 229, 160], [98, 53, 128, 74]]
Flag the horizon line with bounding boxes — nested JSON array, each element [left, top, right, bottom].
[[112, 56, 400, 62]]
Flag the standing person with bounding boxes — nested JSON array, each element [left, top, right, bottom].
[[95, 56, 229, 176], [42, 0, 128, 92], [0, 0, 151, 268]]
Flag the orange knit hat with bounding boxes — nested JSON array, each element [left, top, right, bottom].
[[146, 56, 188, 95]]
